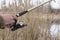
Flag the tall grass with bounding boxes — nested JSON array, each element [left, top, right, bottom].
[[0, 0, 60, 40]]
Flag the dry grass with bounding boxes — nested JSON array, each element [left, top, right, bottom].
[[0, 0, 60, 40]]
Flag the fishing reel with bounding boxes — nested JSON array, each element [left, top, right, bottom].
[[11, 22, 27, 31]]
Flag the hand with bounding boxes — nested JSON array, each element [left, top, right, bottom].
[[1, 14, 17, 28]]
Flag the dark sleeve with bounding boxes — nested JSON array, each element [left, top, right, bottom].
[[0, 16, 5, 29]]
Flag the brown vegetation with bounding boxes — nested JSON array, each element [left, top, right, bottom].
[[0, 0, 60, 40]]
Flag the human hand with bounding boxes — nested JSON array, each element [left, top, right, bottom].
[[1, 14, 17, 28]]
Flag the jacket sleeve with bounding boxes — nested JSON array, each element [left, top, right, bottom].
[[0, 16, 5, 29]]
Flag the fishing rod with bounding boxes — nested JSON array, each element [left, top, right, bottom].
[[11, 0, 55, 31], [16, 0, 53, 17]]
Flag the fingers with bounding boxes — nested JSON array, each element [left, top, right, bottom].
[[5, 19, 15, 28], [1, 14, 18, 28]]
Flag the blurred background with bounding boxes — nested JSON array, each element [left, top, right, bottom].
[[0, 0, 60, 40]]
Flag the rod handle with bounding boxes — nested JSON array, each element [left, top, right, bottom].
[[16, 10, 28, 17]]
